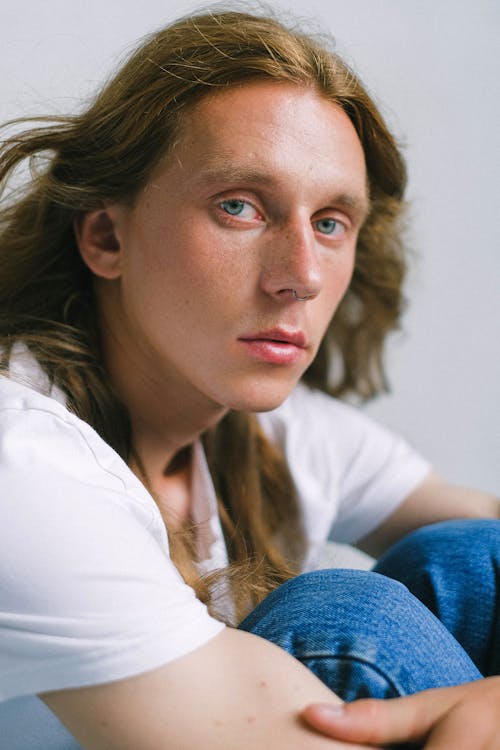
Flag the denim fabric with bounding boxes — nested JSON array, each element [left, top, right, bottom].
[[240, 520, 500, 701], [1, 519, 497, 748], [374, 519, 500, 677], [239, 567, 481, 701]]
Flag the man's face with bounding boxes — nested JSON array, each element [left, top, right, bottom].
[[101, 81, 369, 413]]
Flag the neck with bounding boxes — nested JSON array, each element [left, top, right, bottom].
[[129, 397, 222, 480], [100, 326, 227, 482]]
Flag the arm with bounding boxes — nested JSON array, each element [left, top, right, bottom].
[[0, 398, 367, 748], [301, 676, 500, 749], [42, 628, 371, 750], [358, 471, 499, 557]]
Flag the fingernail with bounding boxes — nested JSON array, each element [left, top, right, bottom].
[[314, 703, 346, 717]]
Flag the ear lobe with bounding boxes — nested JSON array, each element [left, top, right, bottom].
[[74, 209, 123, 280]]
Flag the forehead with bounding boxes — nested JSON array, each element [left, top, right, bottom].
[[162, 80, 368, 209]]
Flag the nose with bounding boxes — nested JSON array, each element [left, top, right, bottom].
[[260, 217, 322, 302]]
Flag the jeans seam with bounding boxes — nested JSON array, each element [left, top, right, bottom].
[[298, 652, 402, 696]]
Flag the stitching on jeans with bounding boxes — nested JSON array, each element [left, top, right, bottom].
[[298, 653, 403, 696]]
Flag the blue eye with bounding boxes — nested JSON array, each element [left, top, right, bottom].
[[315, 218, 341, 235], [218, 199, 261, 222], [220, 199, 246, 216]]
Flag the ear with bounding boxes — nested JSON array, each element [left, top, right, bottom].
[[74, 208, 123, 280]]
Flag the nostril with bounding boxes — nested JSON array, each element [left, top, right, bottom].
[[291, 289, 311, 302]]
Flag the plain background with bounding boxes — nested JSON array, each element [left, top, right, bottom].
[[1, 0, 499, 494]]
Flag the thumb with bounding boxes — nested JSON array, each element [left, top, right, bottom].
[[301, 690, 448, 746], [302, 699, 420, 746]]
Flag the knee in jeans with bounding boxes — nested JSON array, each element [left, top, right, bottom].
[[383, 518, 500, 563], [264, 568, 409, 607], [240, 568, 421, 641]]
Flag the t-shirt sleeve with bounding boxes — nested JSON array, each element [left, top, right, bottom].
[[325, 398, 432, 543], [261, 385, 431, 547], [0, 401, 224, 703]]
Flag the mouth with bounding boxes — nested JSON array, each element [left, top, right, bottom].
[[239, 328, 307, 347], [238, 328, 307, 365]]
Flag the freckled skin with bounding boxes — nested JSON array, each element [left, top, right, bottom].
[[42, 614, 350, 748], [98, 81, 368, 425]]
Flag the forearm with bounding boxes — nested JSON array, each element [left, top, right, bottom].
[[359, 472, 500, 557]]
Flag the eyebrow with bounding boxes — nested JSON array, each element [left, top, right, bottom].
[[192, 163, 273, 189], [191, 162, 371, 221]]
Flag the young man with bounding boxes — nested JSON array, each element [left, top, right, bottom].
[[0, 11, 498, 750]]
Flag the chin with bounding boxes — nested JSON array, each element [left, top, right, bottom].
[[221, 377, 298, 414]]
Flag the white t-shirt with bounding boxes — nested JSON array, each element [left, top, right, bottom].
[[0, 347, 430, 744]]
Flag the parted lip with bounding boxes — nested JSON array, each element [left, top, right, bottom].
[[238, 328, 307, 347]]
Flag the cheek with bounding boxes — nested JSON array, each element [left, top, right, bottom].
[[340, 261, 356, 297], [314, 255, 356, 335], [182, 227, 257, 296], [325, 251, 356, 299], [132, 224, 207, 294]]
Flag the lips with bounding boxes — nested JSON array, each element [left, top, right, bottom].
[[238, 328, 307, 365], [239, 328, 307, 347]]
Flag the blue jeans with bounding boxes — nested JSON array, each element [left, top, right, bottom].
[[1, 519, 498, 748], [240, 520, 499, 700]]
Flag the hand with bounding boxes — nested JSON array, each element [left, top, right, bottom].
[[301, 676, 500, 749]]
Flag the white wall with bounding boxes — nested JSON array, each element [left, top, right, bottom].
[[2, 0, 499, 493]]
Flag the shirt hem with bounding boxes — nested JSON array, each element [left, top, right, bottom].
[[0, 620, 225, 704]]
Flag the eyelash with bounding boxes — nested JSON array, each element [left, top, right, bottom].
[[217, 197, 349, 238], [313, 218, 346, 238], [218, 199, 261, 220]]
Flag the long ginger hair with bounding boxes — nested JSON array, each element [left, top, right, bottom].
[[0, 10, 407, 622]]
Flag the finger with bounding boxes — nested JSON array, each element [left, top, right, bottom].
[[302, 698, 425, 745], [301, 685, 472, 746], [425, 696, 500, 750]]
